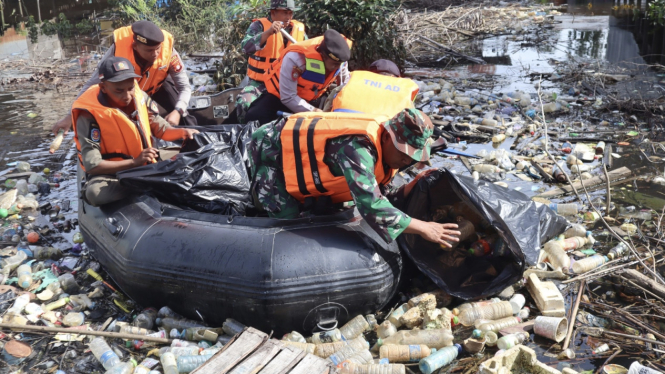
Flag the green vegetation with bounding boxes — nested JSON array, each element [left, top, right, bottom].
[[647, 0, 665, 25]]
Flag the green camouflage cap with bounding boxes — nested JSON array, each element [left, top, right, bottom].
[[384, 108, 434, 162], [270, 0, 297, 10]]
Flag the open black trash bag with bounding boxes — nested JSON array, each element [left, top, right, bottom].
[[398, 168, 567, 299], [117, 123, 257, 215]]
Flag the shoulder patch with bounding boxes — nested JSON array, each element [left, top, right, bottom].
[[291, 65, 303, 80], [149, 100, 159, 113], [90, 128, 101, 142], [170, 54, 183, 73]]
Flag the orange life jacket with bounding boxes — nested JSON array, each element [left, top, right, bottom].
[[331, 71, 419, 118], [247, 18, 306, 81], [113, 26, 174, 96], [281, 112, 397, 204], [72, 83, 152, 172], [264, 35, 353, 101]]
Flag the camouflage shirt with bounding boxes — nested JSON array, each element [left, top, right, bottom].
[[241, 17, 308, 56], [250, 118, 412, 243]]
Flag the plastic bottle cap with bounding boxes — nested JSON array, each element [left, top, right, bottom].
[[452, 316, 459, 325], [454, 344, 463, 354]]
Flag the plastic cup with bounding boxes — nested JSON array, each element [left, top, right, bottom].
[[534, 316, 568, 342]]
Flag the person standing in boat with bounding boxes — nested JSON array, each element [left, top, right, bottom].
[[72, 57, 198, 207], [244, 29, 352, 125], [249, 108, 460, 246], [52, 20, 194, 135]]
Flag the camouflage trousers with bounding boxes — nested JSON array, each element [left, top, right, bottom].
[[236, 80, 265, 124], [249, 121, 301, 218]]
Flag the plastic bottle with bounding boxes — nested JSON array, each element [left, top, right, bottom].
[[284, 341, 316, 355], [90, 337, 121, 370], [105, 361, 135, 374], [542, 102, 561, 113], [0, 250, 27, 271], [592, 343, 609, 354], [379, 345, 432, 362], [454, 97, 476, 106], [468, 240, 491, 257], [311, 329, 343, 344], [200, 346, 222, 356], [496, 332, 528, 350], [329, 339, 371, 365], [157, 346, 200, 358], [134, 308, 158, 330], [561, 237, 588, 250], [283, 331, 306, 343], [376, 321, 397, 339], [161, 352, 178, 374], [344, 350, 373, 365], [388, 304, 409, 328], [7, 293, 30, 315], [340, 315, 370, 339], [119, 326, 153, 336], [458, 301, 513, 327], [563, 224, 587, 238], [170, 339, 199, 348], [16, 264, 33, 289], [549, 203, 579, 215], [378, 329, 454, 349], [454, 298, 500, 315], [157, 306, 182, 320], [543, 241, 571, 270], [70, 294, 94, 312], [627, 361, 663, 374], [58, 273, 80, 294], [491, 134, 506, 143], [43, 297, 70, 311], [339, 363, 406, 374], [34, 246, 63, 260], [595, 141, 606, 155], [222, 318, 245, 336], [418, 344, 462, 374], [158, 317, 205, 332], [176, 354, 213, 373], [478, 316, 522, 333], [474, 164, 501, 173], [608, 242, 630, 260], [572, 255, 608, 274], [63, 312, 85, 327]]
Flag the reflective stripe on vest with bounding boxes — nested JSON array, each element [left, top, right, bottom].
[[247, 18, 306, 81], [113, 26, 174, 96], [264, 35, 353, 102], [71, 83, 153, 172], [281, 112, 397, 204], [331, 71, 419, 118]]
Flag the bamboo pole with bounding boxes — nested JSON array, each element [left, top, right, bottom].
[[562, 280, 585, 351], [0, 323, 172, 344]]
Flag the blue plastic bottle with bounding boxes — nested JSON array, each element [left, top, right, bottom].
[[419, 344, 462, 374]]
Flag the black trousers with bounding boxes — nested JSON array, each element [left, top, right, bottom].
[[244, 92, 290, 125], [151, 76, 198, 127]]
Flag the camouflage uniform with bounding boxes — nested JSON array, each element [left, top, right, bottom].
[[236, 85, 263, 124], [249, 108, 434, 243]]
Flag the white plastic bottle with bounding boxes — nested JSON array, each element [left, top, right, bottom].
[[311, 328, 343, 344], [474, 164, 501, 173], [89, 337, 121, 370], [549, 203, 579, 216], [6, 293, 31, 315], [376, 321, 397, 339], [563, 224, 587, 238], [458, 301, 513, 326], [339, 315, 370, 339], [543, 241, 571, 270], [104, 361, 134, 374], [496, 332, 528, 350], [572, 255, 608, 274], [176, 354, 213, 373], [160, 352, 178, 374], [16, 264, 32, 289]]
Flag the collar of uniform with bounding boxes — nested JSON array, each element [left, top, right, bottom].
[[97, 90, 137, 117]]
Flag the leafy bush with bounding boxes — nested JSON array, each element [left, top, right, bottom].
[[648, 0, 665, 25], [298, 0, 405, 70], [40, 13, 73, 38], [27, 16, 39, 44]]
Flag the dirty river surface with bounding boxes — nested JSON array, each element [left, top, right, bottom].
[[1, 0, 665, 372]]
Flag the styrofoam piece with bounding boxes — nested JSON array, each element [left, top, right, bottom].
[[526, 274, 565, 317], [479, 345, 579, 374]]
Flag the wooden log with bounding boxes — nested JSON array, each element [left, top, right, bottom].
[[192, 327, 269, 374], [536, 166, 631, 198], [621, 269, 665, 300]]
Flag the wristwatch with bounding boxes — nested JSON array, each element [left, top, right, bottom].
[[177, 107, 188, 117]]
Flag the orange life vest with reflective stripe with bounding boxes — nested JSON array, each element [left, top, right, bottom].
[[331, 71, 419, 118], [247, 18, 306, 81], [281, 112, 398, 204], [113, 26, 174, 96], [71, 83, 153, 172], [264, 35, 353, 102]]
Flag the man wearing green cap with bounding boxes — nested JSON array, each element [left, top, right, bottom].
[[249, 109, 460, 246]]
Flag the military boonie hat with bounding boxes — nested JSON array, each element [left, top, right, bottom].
[[384, 108, 434, 162], [131, 20, 164, 46], [270, 0, 297, 10], [320, 29, 351, 63], [98, 56, 141, 82]]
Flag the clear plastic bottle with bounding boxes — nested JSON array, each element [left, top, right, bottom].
[[90, 337, 121, 370], [222, 318, 245, 336], [418, 344, 462, 374], [563, 224, 588, 238], [119, 326, 153, 336], [627, 362, 662, 374], [496, 332, 528, 350], [549, 203, 579, 216], [492, 134, 506, 143], [157, 306, 182, 320], [329, 338, 371, 365], [572, 255, 608, 274], [134, 308, 158, 330], [283, 331, 306, 343], [344, 350, 373, 365], [454, 96, 476, 106], [311, 329, 343, 344], [104, 361, 134, 374], [474, 164, 501, 173], [388, 304, 409, 328], [7, 293, 30, 314], [339, 363, 406, 374], [176, 354, 213, 373], [16, 264, 32, 289], [484, 331, 498, 347], [543, 241, 571, 270], [454, 299, 499, 315], [379, 345, 432, 362], [200, 346, 222, 356], [160, 352, 178, 374], [0, 250, 27, 271], [561, 237, 587, 250], [378, 329, 453, 349], [283, 341, 316, 355], [458, 301, 513, 326], [63, 312, 85, 327], [157, 346, 200, 358], [34, 246, 63, 261], [608, 242, 630, 260], [43, 297, 70, 311], [158, 317, 205, 332], [340, 315, 370, 339], [592, 343, 609, 354], [477, 317, 522, 333], [542, 102, 561, 113], [376, 321, 397, 339]]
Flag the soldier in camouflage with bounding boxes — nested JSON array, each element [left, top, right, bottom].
[[249, 108, 461, 246]]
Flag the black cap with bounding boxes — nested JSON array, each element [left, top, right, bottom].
[[320, 29, 351, 63], [98, 57, 141, 82], [369, 59, 400, 77], [131, 21, 164, 46]]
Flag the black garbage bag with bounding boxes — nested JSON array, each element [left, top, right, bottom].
[[398, 168, 567, 299], [117, 124, 257, 215]]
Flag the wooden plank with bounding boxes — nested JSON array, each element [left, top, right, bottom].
[[536, 166, 631, 198], [229, 339, 284, 374], [192, 327, 269, 374], [288, 354, 333, 374], [621, 269, 665, 299], [257, 345, 306, 374]]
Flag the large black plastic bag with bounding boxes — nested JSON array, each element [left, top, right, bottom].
[[398, 168, 567, 299], [117, 124, 257, 215]]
